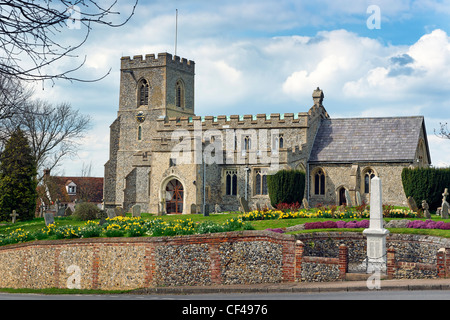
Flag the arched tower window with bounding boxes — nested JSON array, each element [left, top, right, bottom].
[[138, 79, 149, 106], [137, 125, 142, 141], [176, 79, 185, 108]]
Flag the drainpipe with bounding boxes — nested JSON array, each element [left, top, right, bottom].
[[307, 162, 310, 203], [244, 167, 250, 201], [203, 158, 208, 216]]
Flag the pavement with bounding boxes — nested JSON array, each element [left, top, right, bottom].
[[132, 277, 450, 295]]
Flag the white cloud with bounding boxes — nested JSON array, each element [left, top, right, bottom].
[[343, 29, 450, 106]]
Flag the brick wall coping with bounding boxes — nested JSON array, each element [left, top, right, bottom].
[[295, 231, 450, 247], [0, 230, 296, 251]]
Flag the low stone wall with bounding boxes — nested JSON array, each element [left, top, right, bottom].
[[295, 232, 450, 279], [1, 231, 450, 290], [0, 231, 297, 290]]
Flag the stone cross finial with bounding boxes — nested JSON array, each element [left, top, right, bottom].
[[443, 188, 449, 202], [10, 210, 19, 223]]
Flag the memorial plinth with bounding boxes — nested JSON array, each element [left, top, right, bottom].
[[362, 176, 390, 273]]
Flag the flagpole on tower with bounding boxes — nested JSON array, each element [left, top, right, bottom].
[[174, 9, 178, 56]]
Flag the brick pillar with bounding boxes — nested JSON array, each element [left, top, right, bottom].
[[144, 245, 154, 287], [387, 247, 395, 279], [91, 245, 100, 289], [437, 248, 446, 278], [338, 244, 348, 279], [209, 242, 222, 285], [295, 240, 304, 281]]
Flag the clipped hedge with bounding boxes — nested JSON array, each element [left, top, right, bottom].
[[267, 169, 305, 207], [401, 167, 450, 210]]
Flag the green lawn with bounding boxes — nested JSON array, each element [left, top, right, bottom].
[[1, 208, 450, 239]]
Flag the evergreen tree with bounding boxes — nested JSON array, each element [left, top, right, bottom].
[[0, 129, 37, 221], [267, 170, 305, 207]]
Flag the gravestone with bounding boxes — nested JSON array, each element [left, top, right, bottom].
[[362, 177, 390, 273], [302, 198, 309, 210], [98, 210, 107, 225], [422, 200, 431, 219], [407, 196, 419, 212], [214, 204, 222, 214], [106, 208, 116, 219], [10, 210, 19, 223], [442, 202, 449, 219], [132, 204, 141, 217], [64, 207, 73, 217], [39, 204, 45, 218], [114, 207, 124, 217], [344, 189, 352, 207], [56, 207, 66, 217], [239, 196, 250, 213], [190, 203, 197, 214], [356, 191, 362, 206], [44, 212, 55, 226], [255, 203, 261, 211]]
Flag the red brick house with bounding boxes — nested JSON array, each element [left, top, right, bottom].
[[38, 169, 104, 212]]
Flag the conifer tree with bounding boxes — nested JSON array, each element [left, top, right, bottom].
[[0, 129, 37, 221]]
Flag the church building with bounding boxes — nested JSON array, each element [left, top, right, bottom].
[[104, 52, 431, 214]]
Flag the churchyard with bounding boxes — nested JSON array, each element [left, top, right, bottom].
[[2, 180, 450, 291], [0, 199, 449, 246]]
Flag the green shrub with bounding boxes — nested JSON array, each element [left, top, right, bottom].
[[73, 202, 100, 221], [401, 167, 450, 210], [267, 169, 305, 207]]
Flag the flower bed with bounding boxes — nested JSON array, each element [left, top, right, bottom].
[[240, 207, 416, 222], [407, 220, 450, 230], [0, 216, 254, 246], [304, 220, 369, 230]]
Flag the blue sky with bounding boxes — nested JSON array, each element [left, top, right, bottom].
[[31, 0, 450, 177]]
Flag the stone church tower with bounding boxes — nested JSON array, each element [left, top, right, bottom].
[[104, 53, 196, 212]]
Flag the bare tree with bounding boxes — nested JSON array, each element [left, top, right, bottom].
[[0, 0, 138, 83], [7, 99, 91, 180], [436, 122, 450, 140]]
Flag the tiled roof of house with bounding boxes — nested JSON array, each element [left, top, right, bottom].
[[309, 116, 430, 163], [44, 176, 104, 204]]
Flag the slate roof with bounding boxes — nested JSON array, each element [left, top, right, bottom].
[[308, 116, 430, 163]]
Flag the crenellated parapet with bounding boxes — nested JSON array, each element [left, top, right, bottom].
[[156, 112, 310, 131], [121, 52, 195, 73]]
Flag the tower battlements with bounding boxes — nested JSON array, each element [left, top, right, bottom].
[[121, 52, 195, 72], [156, 112, 310, 131]]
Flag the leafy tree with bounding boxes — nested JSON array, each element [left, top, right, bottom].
[[0, 129, 38, 221]]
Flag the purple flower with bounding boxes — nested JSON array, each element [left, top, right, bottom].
[[336, 221, 346, 228], [322, 221, 337, 228]]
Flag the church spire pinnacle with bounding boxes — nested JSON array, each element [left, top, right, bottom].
[[312, 87, 324, 106]]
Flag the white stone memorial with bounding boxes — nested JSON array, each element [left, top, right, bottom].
[[362, 176, 390, 273]]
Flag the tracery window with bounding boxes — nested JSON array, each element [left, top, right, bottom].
[[225, 169, 237, 196], [254, 168, 268, 195], [364, 169, 376, 194], [314, 168, 325, 195]]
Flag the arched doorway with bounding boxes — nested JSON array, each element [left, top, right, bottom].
[[339, 187, 346, 206], [165, 179, 184, 214]]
